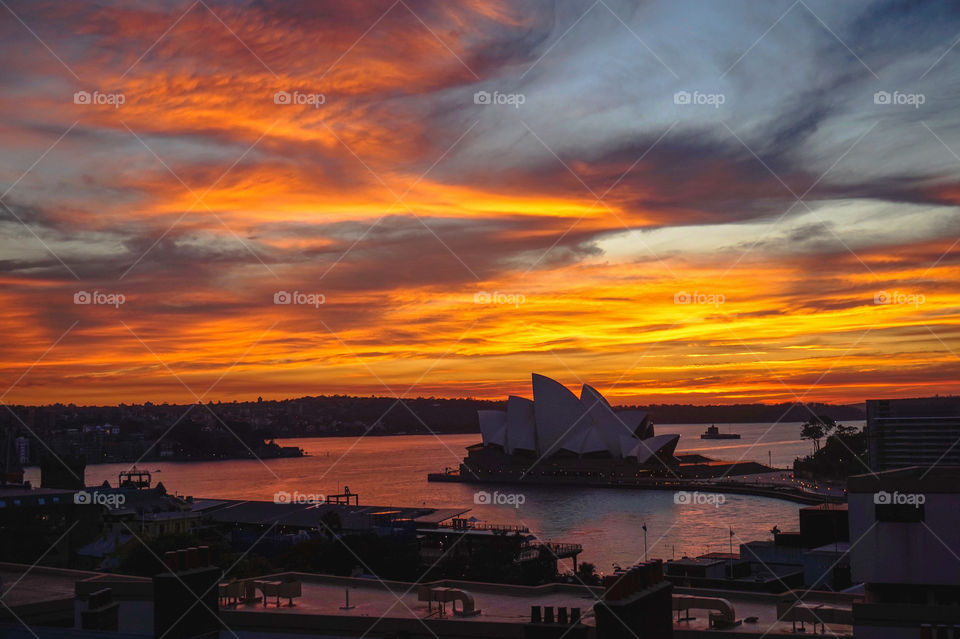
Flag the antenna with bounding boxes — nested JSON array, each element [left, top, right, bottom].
[[340, 587, 354, 610]]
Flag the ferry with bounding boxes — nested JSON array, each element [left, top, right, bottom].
[[700, 424, 741, 440]]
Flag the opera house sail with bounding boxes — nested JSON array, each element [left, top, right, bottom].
[[467, 374, 681, 482]]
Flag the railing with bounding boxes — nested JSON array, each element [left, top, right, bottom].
[[440, 520, 530, 534], [515, 542, 583, 562], [544, 542, 583, 557]]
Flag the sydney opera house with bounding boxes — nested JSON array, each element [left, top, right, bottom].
[[461, 374, 682, 480]]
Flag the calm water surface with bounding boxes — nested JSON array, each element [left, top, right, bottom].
[[26, 422, 860, 573]]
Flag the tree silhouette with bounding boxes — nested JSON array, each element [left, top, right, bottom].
[[800, 415, 836, 453]]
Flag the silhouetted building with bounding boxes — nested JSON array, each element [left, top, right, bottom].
[[595, 561, 673, 638], [153, 546, 220, 639], [40, 454, 86, 490], [866, 397, 960, 470], [849, 466, 960, 638], [14, 437, 29, 465]]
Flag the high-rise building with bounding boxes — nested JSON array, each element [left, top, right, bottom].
[[866, 397, 960, 470], [14, 437, 29, 464]]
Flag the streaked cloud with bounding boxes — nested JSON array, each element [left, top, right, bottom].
[[1, 0, 959, 405]]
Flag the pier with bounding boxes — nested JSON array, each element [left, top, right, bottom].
[[428, 469, 844, 505]]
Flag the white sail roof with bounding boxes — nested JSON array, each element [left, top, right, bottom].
[[478, 410, 507, 448], [618, 409, 653, 439], [532, 373, 589, 456], [561, 426, 609, 455], [477, 374, 678, 461], [581, 384, 632, 455], [627, 434, 679, 464], [505, 395, 536, 453]]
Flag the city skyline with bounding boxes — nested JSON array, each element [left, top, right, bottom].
[[3, 0, 960, 406]]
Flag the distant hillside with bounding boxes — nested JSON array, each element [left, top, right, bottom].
[[630, 402, 865, 424], [5, 395, 866, 445]]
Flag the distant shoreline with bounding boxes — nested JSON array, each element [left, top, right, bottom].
[[271, 418, 865, 439]]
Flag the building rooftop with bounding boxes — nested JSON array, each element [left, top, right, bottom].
[[0, 486, 75, 499], [221, 573, 856, 636], [867, 396, 960, 417], [801, 502, 848, 512], [673, 587, 855, 636], [411, 508, 470, 526], [0, 562, 858, 637], [0, 563, 99, 611], [221, 573, 601, 628], [668, 556, 727, 567]]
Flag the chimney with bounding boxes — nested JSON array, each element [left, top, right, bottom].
[[595, 561, 673, 639], [153, 545, 219, 639]]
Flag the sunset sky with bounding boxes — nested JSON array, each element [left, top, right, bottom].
[[2, 0, 960, 406]]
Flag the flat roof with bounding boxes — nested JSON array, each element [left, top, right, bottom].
[[0, 563, 101, 610], [222, 573, 600, 626], [0, 487, 75, 499], [801, 503, 848, 512], [673, 587, 855, 636], [411, 508, 471, 526], [667, 557, 726, 567], [220, 573, 856, 636], [848, 466, 960, 492]]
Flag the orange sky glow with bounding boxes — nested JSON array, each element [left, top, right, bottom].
[[2, 0, 960, 406]]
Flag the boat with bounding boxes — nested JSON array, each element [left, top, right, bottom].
[[700, 425, 741, 440]]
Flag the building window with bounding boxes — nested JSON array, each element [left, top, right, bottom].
[[875, 504, 925, 523]]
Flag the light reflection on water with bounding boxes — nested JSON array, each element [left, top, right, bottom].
[[26, 423, 857, 572]]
